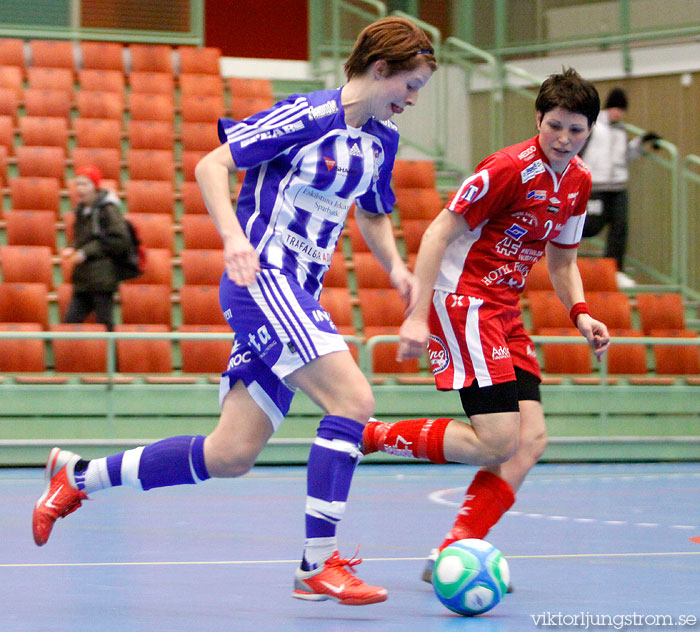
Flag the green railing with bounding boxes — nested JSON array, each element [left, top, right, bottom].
[[0, 0, 204, 44], [680, 155, 700, 297]]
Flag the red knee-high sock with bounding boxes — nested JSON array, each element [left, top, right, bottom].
[[362, 418, 451, 464], [440, 470, 515, 550]]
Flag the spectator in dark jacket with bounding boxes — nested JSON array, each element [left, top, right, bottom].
[[62, 165, 131, 331]]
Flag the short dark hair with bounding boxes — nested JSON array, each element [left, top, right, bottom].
[[535, 68, 600, 127], [604, 87, 628, 110], [344, 16, 437, 80]]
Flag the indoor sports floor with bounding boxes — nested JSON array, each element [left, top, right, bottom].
[[2, 462, 699, 631]]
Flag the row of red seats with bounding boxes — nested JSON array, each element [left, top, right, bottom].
[[0, 322, 231, 375], [0, 39, 221, 75]]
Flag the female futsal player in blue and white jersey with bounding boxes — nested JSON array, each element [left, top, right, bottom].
[[33, 16, 437, 606]]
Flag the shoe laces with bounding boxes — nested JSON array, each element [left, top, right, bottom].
[[327, 549, 364, 584]]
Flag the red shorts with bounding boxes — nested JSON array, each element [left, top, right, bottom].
[[427, 290, 541, 390]]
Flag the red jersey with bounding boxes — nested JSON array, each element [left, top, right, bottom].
[[436, 136, 591, 307]]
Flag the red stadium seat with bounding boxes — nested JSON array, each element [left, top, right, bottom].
[[0, 38, 25, 71], [124, 248, 172, 287], [19, 116, 68, 149], [73, 118, 122, 150], [352, 252, 391, 288], [357, 288, 406, 327], [0, 283, 49, 328], [119, 284, 172, 327], [125, 213, 174, 252], [527, 291, 570, 332], [29, 39, 75, 69], [394, 188, 443, 220], [651, 329, 700, 375], [178, 325, 232, 374], [179, 73, 224, 98], [181, 95, 226, 124], [9, 177, 61, 213], [586, 292, 632, 330], [227, 78, 273, 99], [180, 181, 207, 214], [50, 324, 108, 373], [180, 249, 224, 285], [522, 258, 553, 294], [180, 150, 206, 182], [637, 293, 685, 335], [129, 44, 173, 74], [344, 217, 369, 253], [399, 219, 431, 254], [23, 89, 72, 120], [128, 93, 174, 122], [179, 285, 227, 326], [0, 323, 46, 372], [180, 121, 221, 152], [0, 66, 23, 99], [364, 325, 419, 374], [577, 257, 618, 292], [177, 46, 221, 75], [125, 180, 175, 216], [115, 324, 172, 373], [126, 149, 175, 182], [77, 69, 125, 94], [5, 211, 57, 250], [0, 88, 19, 124], [80, 41, 125, 72], [127, 120, 175, 151], [0, 245, 53, 288], [129, 71, 174, 95], [181, 215, 222, 249], [229, 96, 274, 121], [392, 160, 436, 189], [0, 115, 13, 155], [27, 67, 74, 97], [607, 329, 648, 375], [76, 90, 124, 121], [16, 146, 65, 183], [323, 251, 348, 288], [539, 327, 592, 375]]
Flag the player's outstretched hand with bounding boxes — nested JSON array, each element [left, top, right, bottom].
[[397, 316, 429, 361], [390, 265, 420, 314], [577, 314, 610, 361], [223, 234, 260, 286]]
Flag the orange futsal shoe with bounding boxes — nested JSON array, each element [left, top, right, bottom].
[[292, 551, 388, 606], [32, 448, 87, 546]]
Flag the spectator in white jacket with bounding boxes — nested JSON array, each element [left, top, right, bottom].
[[580, 87, 660, 288]]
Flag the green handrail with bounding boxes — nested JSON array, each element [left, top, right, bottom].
[[680, 155, 700, 300]]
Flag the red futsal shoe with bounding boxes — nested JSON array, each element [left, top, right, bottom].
[[293, 551, 388, 606], [32, 448, 87, 546]]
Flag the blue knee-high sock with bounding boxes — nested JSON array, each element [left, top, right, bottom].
[[302, 415, 364, 570], [75, 435, 210, 494]]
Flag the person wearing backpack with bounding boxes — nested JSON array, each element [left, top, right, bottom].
[[62, 165, 133, 331]]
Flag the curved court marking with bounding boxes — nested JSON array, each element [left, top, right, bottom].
[[3, 551, 700, 569], [427, 487, 698, 532]]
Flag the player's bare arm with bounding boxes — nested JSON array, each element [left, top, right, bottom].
[[195, 144, 260, 286], [397, 208, 466, 360], [545, 242, 610, 359]]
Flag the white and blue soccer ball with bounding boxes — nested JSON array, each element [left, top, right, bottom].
[[432, 538, 510, 616]]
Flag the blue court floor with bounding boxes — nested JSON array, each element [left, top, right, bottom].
[[2, 462, 699, 632]]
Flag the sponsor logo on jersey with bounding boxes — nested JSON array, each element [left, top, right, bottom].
[[518, 247, 544, 263], [293, 185, 352, 221], [223, 308, 232, 320], [520, 159, 545, 183], [505, 223, 528, 241], [239, 122, 303, 149], [428, 334, 450, 375], [546, 205, 560, 214], [283, 230, 334, 265], [481, 261, 530, 287], [513, 211, 539, 227], [526, 344, 537, 358], [526, 190, 547, 201], [323, 157, 336, 171], [309, 99, 338, 120], [228, 337, 252, 369], [492, 345, 511, 360], [518, 145, 537, 161]]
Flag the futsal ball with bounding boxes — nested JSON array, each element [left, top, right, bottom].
[[432, 538, 509, 616]]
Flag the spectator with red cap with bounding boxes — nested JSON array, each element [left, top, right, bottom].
[[62, 165, 132, 331]]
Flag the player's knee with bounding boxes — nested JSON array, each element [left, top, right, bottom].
[[484, 432, 519, 465], [521, 426, 548, 466], [329, 384, 375, 424], [204, 437, 259, 478]]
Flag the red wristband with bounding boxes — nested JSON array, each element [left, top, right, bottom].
[[569, 302, 591, 326]]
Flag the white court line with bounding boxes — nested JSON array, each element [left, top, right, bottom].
[[3, 551, 700, 569], [428, 487, 699, 531]]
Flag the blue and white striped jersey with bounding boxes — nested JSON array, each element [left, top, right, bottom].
[[218, 88, 399, 298]]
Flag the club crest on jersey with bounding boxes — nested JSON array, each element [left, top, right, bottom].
[[520, 159, 545, 183], [428, 335, 450, 374], [460, 184, 480, 202], [323, 157, 336, 171], [513, 211, 539, 227], [526, 190, 547, 201]]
